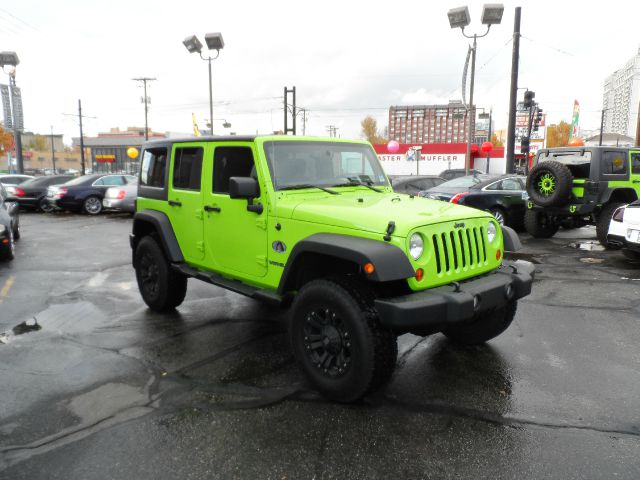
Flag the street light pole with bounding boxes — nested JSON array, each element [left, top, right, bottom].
[[505, 6, 521, 174], [50, 125, 56, 174], [599, 108, 606, 146], [465, 34, 477, 176], [8, 72, 24, 174], [207, 57, 213, 136], [79, 99, 86, 176]]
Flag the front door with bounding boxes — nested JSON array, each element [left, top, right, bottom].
[[203, 144, 267, 278], [167, 143, 205, 262], [630, 151, 640, 197]]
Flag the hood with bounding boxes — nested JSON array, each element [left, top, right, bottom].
[[274, 190, 491, 237]]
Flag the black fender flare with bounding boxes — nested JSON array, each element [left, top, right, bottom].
[[277, 233, 415, 294], [132, 210, 184, 263], [501, 225, 521, 252]]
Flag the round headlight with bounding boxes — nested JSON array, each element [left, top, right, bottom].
[[409, 233, 424, 260], [487, 222, 497, 243]]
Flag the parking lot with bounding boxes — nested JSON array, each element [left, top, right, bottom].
[[1, 211, 639, 479]]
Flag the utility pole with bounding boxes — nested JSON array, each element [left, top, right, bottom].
[[599, 108, 606, 146], [8, 72, 24, 173], [50, 125, 56, 174], [636, 100, 640, 147], [326, 125, 338, 138], [132, 77, 156, 140], [79, 100, 86, 175], [505, 6, 521, 174], [284, 86, 296, 135]]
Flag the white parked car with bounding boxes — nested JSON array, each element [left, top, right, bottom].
[[608, 203, 640, 260]]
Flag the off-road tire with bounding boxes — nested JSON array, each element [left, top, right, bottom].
[[134, 236, 187, 312], [289, 277, 397, 402], [596, 202, 625, 249], [524, 209, 559, 238], [444, 300, 517, 345], [526, 161, 573, 207], [83, 196, 103, 215], [0, 228, 15, 261]]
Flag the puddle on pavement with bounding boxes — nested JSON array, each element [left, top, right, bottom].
[[566, 241, 605, 252], [0, 319, 42, 345]]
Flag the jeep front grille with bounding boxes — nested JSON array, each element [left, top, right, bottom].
[[431, 226, 487, 274]]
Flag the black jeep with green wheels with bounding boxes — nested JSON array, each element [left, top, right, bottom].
[[525, 147, 640, 247]]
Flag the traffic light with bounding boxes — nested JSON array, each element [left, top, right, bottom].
[[523, 90, 535, 108], [535, 108, 543, 125], [520, 137, 530, 153]]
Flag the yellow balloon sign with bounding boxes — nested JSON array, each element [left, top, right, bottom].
[[127, 147, 139, 159]]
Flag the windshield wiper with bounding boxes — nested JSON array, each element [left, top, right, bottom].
[[278, 184, 340, 195], [331, 180, 384, 193]]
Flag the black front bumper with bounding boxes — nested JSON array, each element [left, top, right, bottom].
[[374, 260, 535, 334]]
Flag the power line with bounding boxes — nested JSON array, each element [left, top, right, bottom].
[[520, 35, 574, 56], [0, 7, 39, 32]]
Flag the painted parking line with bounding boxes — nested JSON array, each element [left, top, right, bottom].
[[0, 275, 15, 304]]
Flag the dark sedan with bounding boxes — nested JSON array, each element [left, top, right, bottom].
[[46, 174, 136, 215], [389, 175, 445, 195], [12, 175, 75, 212], [0, 184, 20, 261], [439, 168, 484, 181], [421, 174, 528, 228]]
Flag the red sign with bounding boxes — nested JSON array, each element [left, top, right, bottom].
[[95, 154, 116, 163]]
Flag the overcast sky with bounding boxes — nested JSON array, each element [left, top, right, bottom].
[[1, 0, 639, 145]]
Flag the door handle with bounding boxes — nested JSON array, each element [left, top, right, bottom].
[[168, 200, 182, 207], [204, 205, 221, 212]]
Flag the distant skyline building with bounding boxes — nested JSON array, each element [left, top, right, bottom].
[[388, 101, 475, 144], [602, 47, 640, 137]]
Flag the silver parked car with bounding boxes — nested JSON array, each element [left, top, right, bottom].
[[103, 181, 138, 213]]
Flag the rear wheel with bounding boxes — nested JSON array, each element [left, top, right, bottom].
[[12, 217, 20, 241], [596, 202, 625, 249], [489, 207, 507, 226], [524, 209, 559, 238], [39, 197, 54, 213], [134, 236, 187, 312], [444, 301, 517, 345], [83, 196, 103, 215], [289, 277, 397, 402]]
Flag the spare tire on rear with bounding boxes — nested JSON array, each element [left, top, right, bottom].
[[526, 161, 574, 207]]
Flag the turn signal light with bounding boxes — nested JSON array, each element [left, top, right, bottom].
[[496, 249, 502, 261], [364, 262, 375, 275], [415, 268, 424, 282]]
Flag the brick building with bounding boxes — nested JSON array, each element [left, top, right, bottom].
[[388, 101, 474, 144]]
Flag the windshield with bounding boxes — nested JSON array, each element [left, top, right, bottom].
[[437, 174, 492, 188], [263, 141, 388, 190]]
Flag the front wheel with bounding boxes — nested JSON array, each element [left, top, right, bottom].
[[39, 197, 54, 213], [596, 202, 625, 249], [83, 196, 103, 215], [524, 209, 559, 238], [489, 207, 507, 226], [134, 236, 187, 312], [444, 301, 517, 345], [289, 278, 397, 402]]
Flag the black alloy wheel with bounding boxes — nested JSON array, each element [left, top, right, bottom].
[[303, 307, 352, 378]]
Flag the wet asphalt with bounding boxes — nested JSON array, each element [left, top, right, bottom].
[[0, 211, 639, 479]]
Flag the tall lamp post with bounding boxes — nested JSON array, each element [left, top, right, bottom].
[[447, 4, 503, 175], [0, 51, 23, 173], [183, 33, 224, 136]]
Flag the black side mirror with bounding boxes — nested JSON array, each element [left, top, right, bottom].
[[229, 177, 259, 199], [229, 177, 263, 214]]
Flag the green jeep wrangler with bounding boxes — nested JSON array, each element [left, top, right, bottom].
[[525, 146, 640, 246], [130, 136, 534, 402]]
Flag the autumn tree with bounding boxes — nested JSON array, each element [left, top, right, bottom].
[[360, 116, 387, 144], [546, 121, 571, 148], [490, 133, 504, 148], [0, 126, 13, 152]]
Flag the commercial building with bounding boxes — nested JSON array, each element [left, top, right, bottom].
[[602, 47, 640, 137], [74, 127, 166, 174], [388, 101, 474, 145]]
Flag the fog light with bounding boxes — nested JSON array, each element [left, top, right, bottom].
[[505, 284, 514, 299]]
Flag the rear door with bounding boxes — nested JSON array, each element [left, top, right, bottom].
[[167, 143, 205, 262], [203, 143, 267, 277]]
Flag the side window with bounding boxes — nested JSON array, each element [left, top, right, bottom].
[[102, 176, 125, 186], [501, 178, 522, 191], [213, 147, 255, 194], [140, 148, 168, 188], [486, 181, 502, 191], [93, 178, 104, 186], [603, 151, 627, 175], [632, 153, 640, 174], [172, 147, 203, 191]]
